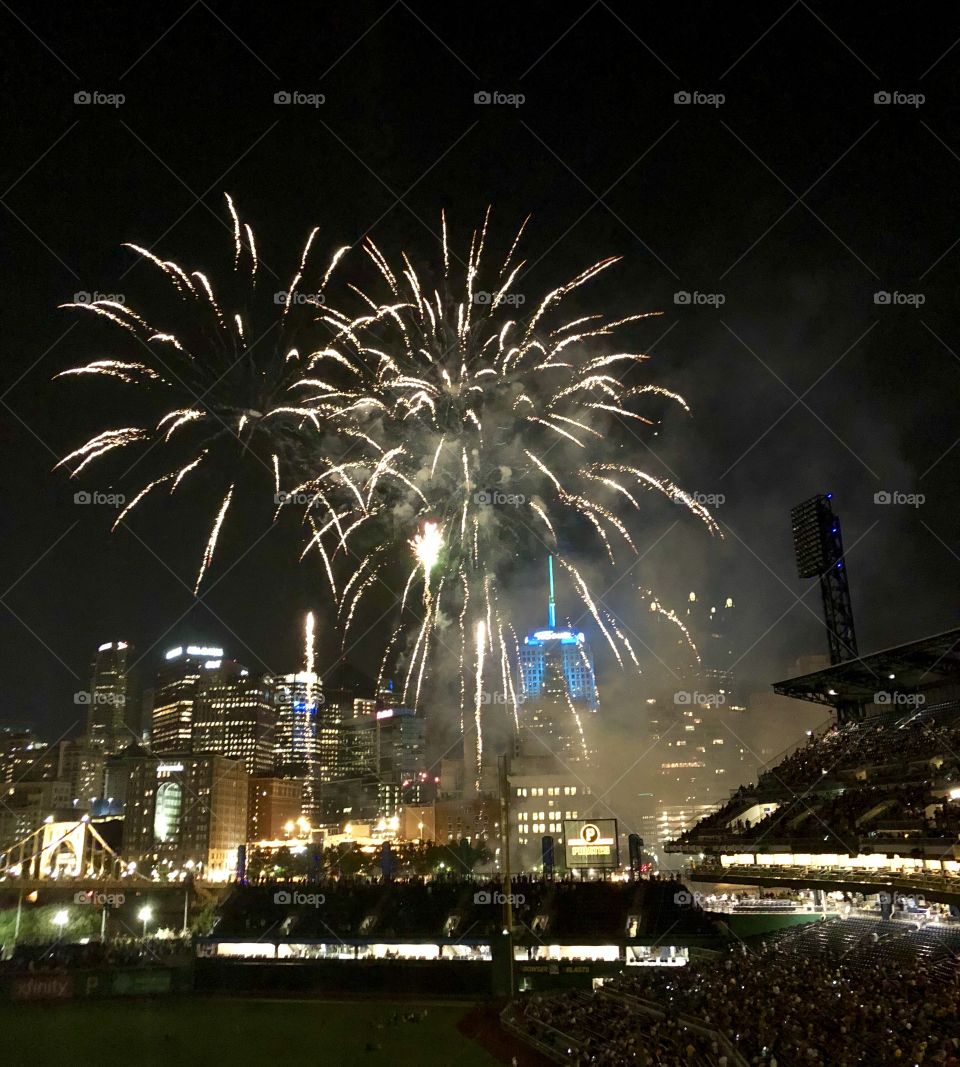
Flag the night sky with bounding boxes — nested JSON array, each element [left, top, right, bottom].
[[1, 3, 958, 746]]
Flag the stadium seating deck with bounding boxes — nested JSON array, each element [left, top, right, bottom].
[[671, 700, 960, 856], [512, 918, 960, 1066]]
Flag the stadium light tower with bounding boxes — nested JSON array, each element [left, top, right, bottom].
[[791, 494, 861, 719], [791, 494, 859, 664]]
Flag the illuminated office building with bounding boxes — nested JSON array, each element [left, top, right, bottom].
[[327, 707, 428, 823], [524, 651, 594, 764], [274, 671, 322, 821], [86, 640, 131, 753], [0, 730, 50, 784], [317, 686, 356, 785], [509, 728, 591, 872], [56, 738, 106, 809], [192, 659, 277, 775], [151, 645, 224, 754], [518, 558, 598, 763], [247, 777, 305, 841], [119, 748, 247, 879]]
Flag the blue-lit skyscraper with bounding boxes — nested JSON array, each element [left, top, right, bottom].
[[518, 557, 599, 710], [274, 671, 321, 822]]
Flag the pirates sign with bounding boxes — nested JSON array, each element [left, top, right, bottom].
[[564, 818, 619, 869]]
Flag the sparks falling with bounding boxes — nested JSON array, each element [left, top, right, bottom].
[[294, 210, 719, 787], [55, 195, 352, 593]]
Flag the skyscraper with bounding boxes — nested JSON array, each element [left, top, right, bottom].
[[191, 659, 277, 775], [86, 641, 131, 753], [325, 705, 428, 823], [681, 591, 736, 699], [524, 647, 593, 763], [375, 706, 428, 816], [151, 645, 223, 754], [317, 686, 355, 784], [0, 729, 48, 783], [518, 558, 598, 710], [274, 671, 321, 821], [643, 590, 745, 809]]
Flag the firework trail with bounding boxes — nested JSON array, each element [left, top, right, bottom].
[[304, 609, 317, 708], [55, 195, 351, 592], [645, 591, 701, 665], [294, 210, 719, 790]]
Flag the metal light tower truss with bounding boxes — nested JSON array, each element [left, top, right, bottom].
[[791, 494, 860, 721]]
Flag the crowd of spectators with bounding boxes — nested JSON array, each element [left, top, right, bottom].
[[674, 707, 960, 849], [516, 990, 722, 1066], [762, 712, 960, 790], [516, 921, 960, 1065], [733, 782, 934, 843]]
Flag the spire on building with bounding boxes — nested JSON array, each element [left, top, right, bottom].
[[548, 555, 557, 629]]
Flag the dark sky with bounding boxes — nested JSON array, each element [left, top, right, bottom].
[[1, 2, 958, 745]]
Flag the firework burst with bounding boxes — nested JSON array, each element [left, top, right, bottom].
[[55, 195, 350, 592], [292, 210, 719, 788]]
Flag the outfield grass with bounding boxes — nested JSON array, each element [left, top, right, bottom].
[[0, 997, 502, 1067]]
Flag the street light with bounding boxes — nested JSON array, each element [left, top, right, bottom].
[[52, 909, 69, 936], [138, 905, 153, 939]]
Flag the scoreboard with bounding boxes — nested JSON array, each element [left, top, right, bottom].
[[563, 818, 619, 870]]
